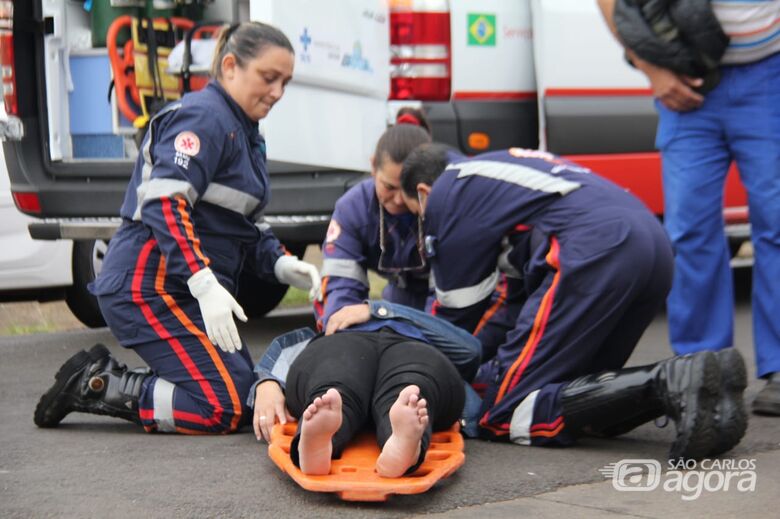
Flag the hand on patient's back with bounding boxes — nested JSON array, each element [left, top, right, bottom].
[[325, 304, 371, 335]]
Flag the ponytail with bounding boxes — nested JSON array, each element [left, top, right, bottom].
[[211, 21, 294, 79], [372, 107, 433, 170], [395, 106, 431, 134]]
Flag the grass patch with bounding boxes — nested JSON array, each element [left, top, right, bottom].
[[3, 324, 58, 336], [278, 287, 311, 308], [278, 272, 389, 308]]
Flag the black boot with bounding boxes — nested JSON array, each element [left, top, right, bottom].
[[752, 372, 780, 416], [34, 344, 149, 427], [561, 351, 721, 461], [710, 348, 748, 456]]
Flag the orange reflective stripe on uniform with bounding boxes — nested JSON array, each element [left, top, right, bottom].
[[154, 254, 242, 432], [131, 239, 224, 430], [494, 238, 561, 405]]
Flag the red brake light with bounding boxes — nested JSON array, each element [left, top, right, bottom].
[[12, 192, 42, 214], [391, 11, 450, 45], [389, 1, 451, 101], [0, 0, 16, 116]]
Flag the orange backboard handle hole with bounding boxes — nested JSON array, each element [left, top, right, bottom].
[[426, 451, 451, 461]]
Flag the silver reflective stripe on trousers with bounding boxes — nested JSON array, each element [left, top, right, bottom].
[[456, 160, 581, 195], [201, 182, 261, 216], [509, 389, 540, 446], [152, 378, 177, 433], [321, 258, 369, 287], [435, 270, 499, 309]]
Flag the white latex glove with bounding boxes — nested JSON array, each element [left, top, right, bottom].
[[187, 268, 248, 353], [274, 255, 322, 301]]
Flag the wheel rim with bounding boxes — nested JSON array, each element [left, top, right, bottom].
[[91, 240, 108, 277]]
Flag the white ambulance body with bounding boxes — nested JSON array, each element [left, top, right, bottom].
[[0, 0, 749, 321]]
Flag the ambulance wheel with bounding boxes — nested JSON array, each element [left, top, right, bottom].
[[65, 240, 107, 329], [236, 272, 290, 319]]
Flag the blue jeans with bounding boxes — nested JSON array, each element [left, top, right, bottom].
[[657, 51, 780, 377], [367, 300, 482, 381]]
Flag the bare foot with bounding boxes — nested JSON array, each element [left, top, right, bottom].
[[298, 388, 342, 475], [376, 385, 429, 478]]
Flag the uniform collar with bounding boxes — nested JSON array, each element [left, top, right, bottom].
[[207, 80, 261, 137]]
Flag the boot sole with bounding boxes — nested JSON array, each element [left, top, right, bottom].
[[668, 351, 720, 461], [34, 350, 93, 428], [710, 348, 748, 456], [752, 399, 780, 415]]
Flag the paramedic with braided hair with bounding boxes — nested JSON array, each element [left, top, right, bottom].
[[319, 109, 521, 365], [34, 22, 320, 434], [316, 108, 433, 332]]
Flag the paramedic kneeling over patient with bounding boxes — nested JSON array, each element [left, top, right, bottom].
[[251, 301, 472, 477], [399, 144, 747, 461], [316, 108, 433, 329], [34, 22, 320, 434]]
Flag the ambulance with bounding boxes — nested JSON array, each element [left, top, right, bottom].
[[0, 0, 749, 321]]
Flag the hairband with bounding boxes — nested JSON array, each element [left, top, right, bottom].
[[396, 113, 421, 126], [224, 23, 240, 41]]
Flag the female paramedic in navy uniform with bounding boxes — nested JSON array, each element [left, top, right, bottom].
[[315, 109, 434, 331], [33, 22, 320, 434], [317, 109, 521, 356]]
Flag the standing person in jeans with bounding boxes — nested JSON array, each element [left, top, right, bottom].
[[597, 0, 780, 415]]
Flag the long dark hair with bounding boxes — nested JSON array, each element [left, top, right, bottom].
[[210, 21, 294, 79]]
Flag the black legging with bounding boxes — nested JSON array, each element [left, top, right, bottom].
[[286, 328, 465, 473]]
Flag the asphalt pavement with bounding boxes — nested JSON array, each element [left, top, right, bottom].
[[1, 279, 778, 518]]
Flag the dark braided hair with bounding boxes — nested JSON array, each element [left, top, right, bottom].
[[372, 107, 432, 170]]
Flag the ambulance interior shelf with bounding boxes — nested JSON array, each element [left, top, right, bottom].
[[106, 15, 223, 128]]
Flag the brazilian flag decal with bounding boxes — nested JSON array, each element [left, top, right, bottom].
[[468, 13, 496, 46]]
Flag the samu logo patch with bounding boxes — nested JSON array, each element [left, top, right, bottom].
[[174, 131, 200, 156], [174, 131, 200, 169]]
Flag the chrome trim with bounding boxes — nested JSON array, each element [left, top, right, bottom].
[[0, 114, 23, 141], [391, 44, 449, 60], [391, 62, 449, 78]]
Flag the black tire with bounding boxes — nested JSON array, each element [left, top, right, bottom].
[[236, 244, 307, 319], [65, 240, 107, 328], [65, 241, 306, 323], [236, 271, 290, 319]]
